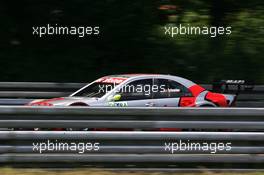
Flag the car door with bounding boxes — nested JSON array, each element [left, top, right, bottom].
[[152, 78, 193, 107], [108, 78, 155, 107]]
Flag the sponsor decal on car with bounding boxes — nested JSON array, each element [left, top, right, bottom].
[[108, 102, 128, 107], [95, 77, 127, 84]]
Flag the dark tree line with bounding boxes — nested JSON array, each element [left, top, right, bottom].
[[0, 0, 263, 83]]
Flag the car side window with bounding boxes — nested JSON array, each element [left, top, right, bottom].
[[153, 79, 192, 99], [116, 79, 153, 101], [153, 79, 169, 99]]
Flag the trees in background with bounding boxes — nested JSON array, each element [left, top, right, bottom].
[[0, 0, 263, 83]]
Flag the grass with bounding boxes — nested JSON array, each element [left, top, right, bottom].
[[1, 168, 264, 175]]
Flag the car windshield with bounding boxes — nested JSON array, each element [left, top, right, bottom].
[[72, 82, 116, 98]]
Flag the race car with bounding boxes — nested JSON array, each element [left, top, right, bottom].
[[28, 74, 236, 107]]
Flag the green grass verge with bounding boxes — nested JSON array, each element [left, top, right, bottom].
[[1, 168, 264, 175]]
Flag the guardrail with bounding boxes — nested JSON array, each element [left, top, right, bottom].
[[0, 82, 85, 98], [0, 82, 263, 107], [0, 106, 263, 166], [0, 106, 263, 129]]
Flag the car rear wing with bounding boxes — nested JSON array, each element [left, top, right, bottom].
[[212, 80, 254, 94]]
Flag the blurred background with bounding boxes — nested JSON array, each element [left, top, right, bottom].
[[0, 0, 263, 83]]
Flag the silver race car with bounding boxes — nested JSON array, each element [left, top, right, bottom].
[[28, 74, 236, 107]]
